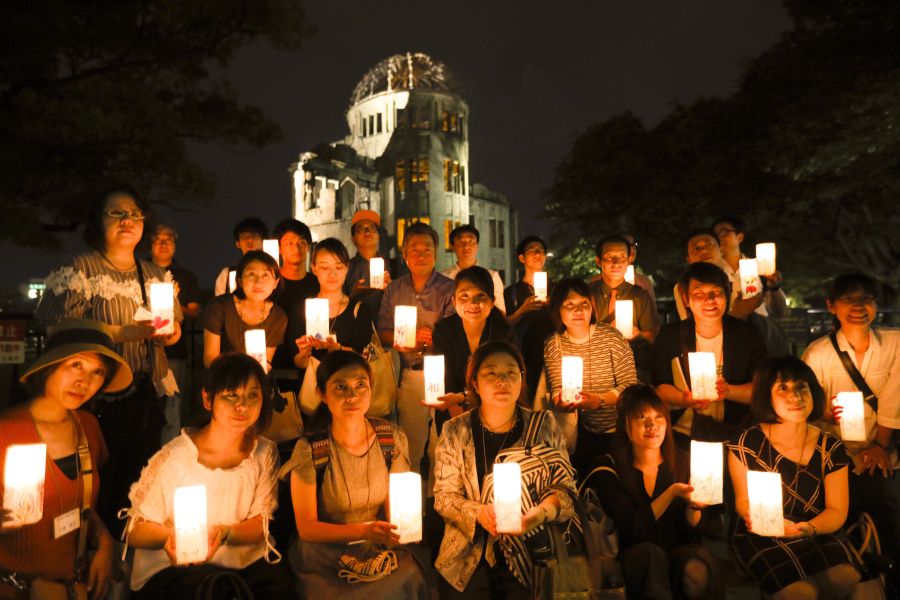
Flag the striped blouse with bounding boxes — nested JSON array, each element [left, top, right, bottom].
[[543, 323, 637, 433]]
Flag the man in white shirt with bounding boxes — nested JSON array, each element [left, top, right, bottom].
[[441, 224, 506, 314], [213, 217, 267, 296]]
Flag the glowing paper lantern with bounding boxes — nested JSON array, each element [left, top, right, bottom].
[[424, 355, 445, 407], [747, 471, 784, 537], [624, 265, 635, 285], [688, 352, 718, 401], [690, 441, 723, 505], [836, 391, 867, 442], [244, 329, 267, 372], [533, 272, 548, 302], [305, 298, 330, 341], [174, 485, 208, 565], [228, 271, 237, 293], [3, 444, 47, 526], [493, 462, 522, 534], [149, 282, 175, 335], [755, 243, 776, 277], [561, 356, 583, 403], [369, 257, 385, 289], [394, 306, 417, 349], [739, 258, 762, 298], [389, 472, 422, 544], [262, 239, 280, 264], [614, 300, 634, 339]]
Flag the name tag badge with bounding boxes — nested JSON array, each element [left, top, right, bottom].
[[53, 508, 81, 539]]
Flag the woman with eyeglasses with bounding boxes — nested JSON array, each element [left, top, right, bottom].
[[543, 278, 638, 475], [124, 352, 293, 599], [36, 185, 183, 535], [434, 341, 577, 598]]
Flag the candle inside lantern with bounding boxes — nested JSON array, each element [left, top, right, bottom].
[[614, 299, 634, 339], [747, 471, 784, 537], [690, 441, 723, 505], [423, 355, 445, 407], [394, 306, 417, 349], [369, 257, 385, 289], [3, 443, 47, 526], [836, 391, 867, 442], [305, 298, 330, 341], [262, 239, 280, 264], [624, 265, 635, 285], [533, 272, 548, 302], [174, 485, 208, 565], [228, 271, 237, 293], [389, 472, 422, 544], [149, 282, 175, 335], [739, 258, 762, 298], [755, 243, 776, 277], [688, 352, 718, 401], [244, 329, 267, 372], [561, 356, 583, 403], [493, 462, 522, 534]]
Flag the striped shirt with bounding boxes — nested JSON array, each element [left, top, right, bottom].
[[543, 323, 637, 433]]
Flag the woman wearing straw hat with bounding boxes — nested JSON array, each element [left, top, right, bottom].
[[0, 318, 133, 600]]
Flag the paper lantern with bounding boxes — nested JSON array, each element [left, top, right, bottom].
[[262, 239, 280, 264], [624, 265, 635, 285], [739, 258, 762, 298], [688, 352, 718, 401], [394, 306, 417, 349], [149, 282, 175, 335], [690, 441, 723, 505], [836, 391, 867, 442], [614, 300, 634, 339], [305, 298, 330, 341], [423, 355, 445, 407], [561, 356, 583, 403], [389, 472, 422, 544], [746, 471, 784, 537], [493, 462, 522, 534], [244, 329, 267, 372], [755, 243, 776, 277], [3, 443, 47, 526], [228, 271, 237, 293], [533, 272, 548, 302], [174, 485, 208, 565], [369, 257, 385, 289]]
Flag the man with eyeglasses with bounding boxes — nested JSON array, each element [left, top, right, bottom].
[[213, 217, 268, 296], [344, 210, 391, 327], [441, 224, 506, 314]]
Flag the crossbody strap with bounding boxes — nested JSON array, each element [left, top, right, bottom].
[[522, 410, 548, 450], [74, 414, 93, 570], [829, 332, 878, 411]]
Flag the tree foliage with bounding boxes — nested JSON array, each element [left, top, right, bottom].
[[544, 0, 900, 302], [0, 0, 311, 248]]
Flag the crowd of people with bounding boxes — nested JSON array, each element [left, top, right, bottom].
[[0, 186, 897, 600]]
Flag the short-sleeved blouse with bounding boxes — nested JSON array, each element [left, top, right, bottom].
[[201, 294, 287, 353], [125, 431, 280, 590]]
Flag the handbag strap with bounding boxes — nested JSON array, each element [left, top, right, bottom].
[[522, 410, 548, 450], [74, 414, 93, 572], [134, 259, 157, 379], [829, 331, 878, 411]]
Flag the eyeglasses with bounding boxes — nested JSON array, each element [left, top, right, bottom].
[[477, 369, 523, 384], [103, 210, 145, 221]]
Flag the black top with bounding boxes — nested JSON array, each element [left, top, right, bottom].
[[161, 260, 202, 360], [272, 274, 320, 369], [285, 297, 374, 363], [54, 454, 79, 481], [504, 280, 556, 395], [343, 254, 387, 329], [200, 294, 288, 354], [471, 409, 525, 488]]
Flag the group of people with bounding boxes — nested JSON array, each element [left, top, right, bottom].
[[0, 185, 897, 600]]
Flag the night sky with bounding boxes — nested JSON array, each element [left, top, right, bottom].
[[4, 1, 790, 292]]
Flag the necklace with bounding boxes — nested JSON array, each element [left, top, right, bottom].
[[479, 409, 518, 478], [100, 251, 136, 272], [235, 298, 269, 326], [333, 422, 373, 524], [766, 423, 810, 498]]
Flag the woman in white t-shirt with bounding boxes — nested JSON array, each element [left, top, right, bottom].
[[124, 353, 293, 598]]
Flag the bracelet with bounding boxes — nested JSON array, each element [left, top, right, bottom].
[[222, 527, 232, 545], [540, 507, 552, 523], [807, 522, 818, 537]]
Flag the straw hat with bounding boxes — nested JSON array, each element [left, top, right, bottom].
[[20, 318, 133, 393]]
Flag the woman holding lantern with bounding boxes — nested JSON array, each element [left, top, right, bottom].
[[728, 356, 859, 600], [0, 318, 131, 600], [124, 352, 293, 599], [434, 341, 577, 598], [279, 350, 427, 598]]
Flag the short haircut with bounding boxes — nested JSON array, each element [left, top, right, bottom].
[[233, 250, 281, 300], [465, 341, 529, 407], [750, 356, 825, 424], [272, 218, 312, 244], [449, 224, 480, 245], [402, 222, 439, 249], [683, 227, 720, 252], [595, 234, 632, 258], [306, 350, 373, 435], [712, 216, 746, 235], [232, 217, 268, 241], [23, 353, 118, 397], [311, 237, 350, 266], [455, 265, 494, 300], [678, 262, 732, 313], [516, 235, 546, 257], [83, 185, 154, 252], [548, 277, 597, 332], [827, 273, 879, 303], [151, 222, 178, 240], [202, 352, 273, 434]]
